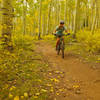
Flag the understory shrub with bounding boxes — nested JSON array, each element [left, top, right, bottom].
[[76, 29, 100, 53]]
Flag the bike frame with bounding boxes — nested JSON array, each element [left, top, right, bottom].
[[57, 37, 64, 58], [56, 33, 70, 58]]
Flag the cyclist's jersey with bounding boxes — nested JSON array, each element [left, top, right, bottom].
[[56, 26, 67, 36]]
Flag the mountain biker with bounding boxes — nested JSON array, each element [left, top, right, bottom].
[[53, 20, 68, 50]]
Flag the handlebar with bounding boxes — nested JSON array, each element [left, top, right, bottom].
[[53, 33, 71, 36]]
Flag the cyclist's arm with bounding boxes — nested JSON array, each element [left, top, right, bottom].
[[54, 26, 59, 33], [65, 29, 70, 36], [64, 26, 70, 33], [53, 26, 58, 34], [54, 30, 57, 33]]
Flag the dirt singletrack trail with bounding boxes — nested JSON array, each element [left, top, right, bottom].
[[36, 41, 100, 100]]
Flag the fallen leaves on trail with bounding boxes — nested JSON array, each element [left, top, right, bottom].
[[9, 86, 16, 91], [35, 93, 40, 96], [55, 71, 60, 74], [33, 96, 38, 98], [9, 93, 13, 98], [73, 85, 80, 88], [21, 96, 24, 99], [14, 96, 19, 100], [46, 83, 52, 87], [37, 79, 42, 82], [24, 92, 28, 97], [41, 89, 47, 93], [56, 92, 60, 96], [50, 87, 54, 92], [59, 88, 64, 92], [49, 72, 52, 75], [50, 78, 59, 83], [75, 89, 81, 94]]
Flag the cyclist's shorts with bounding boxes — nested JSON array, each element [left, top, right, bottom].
[[56, 34, 64, 38]]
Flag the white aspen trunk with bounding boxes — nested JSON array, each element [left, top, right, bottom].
[[42, 13, 45, 35], [91, 3, 97, 34], [38, 0, 42, 39], [96, 0, 100, 28], [57, 0, 60, 24], [47, 2, 52, 35], [74, 0, 80, 35], [23, 0, 27, 35], [64, 0, 67, 26], [55, 0, 58, 26]]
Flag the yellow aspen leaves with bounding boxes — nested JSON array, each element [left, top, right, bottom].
[[33, 96, 38, 99], [0, 25, 3, 30], [35, 28, 39, 33], [21, 96, 24, 99], [41, 89, 47, 93], [24, 92, 28, 97], [46, 83, 52, 87], [4, 35, 8, 38], [49, 73, 52, 75], [55, 70, 60, 73], [9, 86, 16, 91], [50, 78, 59, 83], [3, 24, 7, 29], [98, 58, 100, 61], [56, 92, 60, 96], [73, 85, 79, 88], [59, 88, 63, 92], [9, 93, 13, 98], [37, 79, 42, 82], [14, 96, 19, 100], [50, 87, 54, 92], [8, 42, 12, 46], [35, 93, 40, 96]]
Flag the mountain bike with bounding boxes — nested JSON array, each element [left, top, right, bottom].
[[54, 33, 70, 58]]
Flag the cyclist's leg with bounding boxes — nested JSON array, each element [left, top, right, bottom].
[[56, 37, 60, 50]]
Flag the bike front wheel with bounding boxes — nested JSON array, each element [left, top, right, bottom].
[[61, 43, 64, 58], [57, 44, 60, 55]]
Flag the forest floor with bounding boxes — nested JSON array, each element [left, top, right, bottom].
[[36, 40, 100, 100]]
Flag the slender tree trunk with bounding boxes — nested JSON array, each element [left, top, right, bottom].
[[46, 2, 52, 35], [54, 0, 58, 26], [96, 0, 100, 28], [23, 0, 27, 35], [91, 3, 97, 34], [2, 0, 14, 50], [64, 0, 67, 26], [42, 13, 45, 35], [0, 2, 2, 32], [91, 0, 100, 34], [74, 0, 80, 36], [57, 0, 60, 24], [38, 0, 42, 39], [85, 5, 89, 27]]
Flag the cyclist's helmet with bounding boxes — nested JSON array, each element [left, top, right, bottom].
[[60, 20, 64, 24]]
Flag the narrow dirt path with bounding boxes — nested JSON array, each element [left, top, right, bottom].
[[36, 41, 100, 100]]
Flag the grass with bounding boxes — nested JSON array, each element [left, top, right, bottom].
[[0, 34, 51, 100], [0, 34, 68, 100]]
